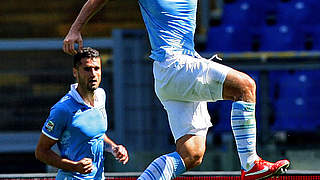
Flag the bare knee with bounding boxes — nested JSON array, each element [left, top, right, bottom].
[[178, 149, 204, 170], [222, 70, 256, 102], [176, 135, 206, 170], [188, 152, 204, 169]]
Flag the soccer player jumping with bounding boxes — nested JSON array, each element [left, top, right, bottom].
[[63, 0, 290, 179]]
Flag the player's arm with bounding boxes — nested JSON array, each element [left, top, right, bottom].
[[35, 133, 93, 174], [63, 0, 109, 55], [103, 134, 129, 164]]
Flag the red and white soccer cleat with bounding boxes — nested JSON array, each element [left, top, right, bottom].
[[241, 158, 290, 180]]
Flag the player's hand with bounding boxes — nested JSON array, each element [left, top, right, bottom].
[[63, 30, 83, 55], [74, 158, 93, 174], [112, 145, 129, 164]]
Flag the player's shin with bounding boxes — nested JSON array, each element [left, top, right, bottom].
[[231, 101, 259, 171]]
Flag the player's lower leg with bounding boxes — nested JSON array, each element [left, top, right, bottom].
[[231, 101, 290, 180], [224, 71, 259, 170], [137, 152, 186, 180], [231, 101, 260, 171], [223, 70, 290, 179]]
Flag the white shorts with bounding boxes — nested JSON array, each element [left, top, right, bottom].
[[153, 53, 231, 141]]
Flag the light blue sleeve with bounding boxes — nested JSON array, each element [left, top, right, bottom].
[[42, 106, 69, 141]]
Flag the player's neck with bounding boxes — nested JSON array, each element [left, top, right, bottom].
[[76, 86, 95, 106]]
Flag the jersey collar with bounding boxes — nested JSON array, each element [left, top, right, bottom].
[[68, 83, 97, 108]]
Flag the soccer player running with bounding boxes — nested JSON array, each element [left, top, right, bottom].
[[62, 0, 290, 179], [35, 47, 129, 180]]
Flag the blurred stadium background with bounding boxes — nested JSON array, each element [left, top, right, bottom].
[[1, 0, 320, 178]]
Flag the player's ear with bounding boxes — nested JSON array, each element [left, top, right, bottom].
[[72, 68, 78, 79]]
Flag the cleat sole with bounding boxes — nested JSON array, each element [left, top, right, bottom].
[[257, 161, 290, 180], [275, 162, 290, 176]]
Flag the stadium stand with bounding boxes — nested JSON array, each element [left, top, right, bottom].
[[277, 0, 314, 26], [0, 51, 73, 131], [259, 25, 304, 51], [0, 0, 144, 38], [269, 70, 320, 132], [206, 25, 254, 52]]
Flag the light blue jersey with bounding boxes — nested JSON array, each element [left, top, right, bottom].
[[42, 84, 107, 180], [138, 0, 198, 61]]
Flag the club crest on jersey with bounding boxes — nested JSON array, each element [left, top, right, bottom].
[[45, 121, 55, 132]]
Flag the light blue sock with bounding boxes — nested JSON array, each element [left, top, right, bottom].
[[231, 101, 259, 171], [138, 152, 186, 180]]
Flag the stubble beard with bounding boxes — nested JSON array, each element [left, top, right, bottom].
[[87, 85, 97, 93]]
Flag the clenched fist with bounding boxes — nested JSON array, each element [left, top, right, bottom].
[[112, 145, 129, 164], [74, 158, 93, 174]]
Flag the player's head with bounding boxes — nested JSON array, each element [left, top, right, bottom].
[[73, 47, 102, 93], [73, 47, 100, 68]]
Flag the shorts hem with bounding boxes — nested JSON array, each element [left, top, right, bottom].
[[174, 127, 211, 143]]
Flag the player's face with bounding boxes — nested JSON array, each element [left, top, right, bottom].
[[74, 57, 102, 93]]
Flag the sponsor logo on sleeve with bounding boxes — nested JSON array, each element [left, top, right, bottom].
[[45, 121, 55, 132]]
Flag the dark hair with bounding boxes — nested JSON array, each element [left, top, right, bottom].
[[73, 47, 100, 68]]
